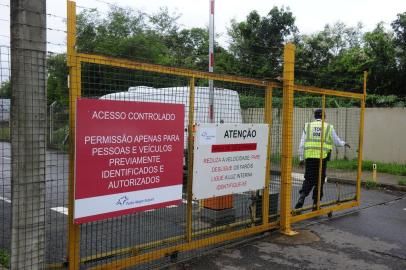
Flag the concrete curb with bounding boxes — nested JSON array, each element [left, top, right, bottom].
[[328, 177, 406, 192]]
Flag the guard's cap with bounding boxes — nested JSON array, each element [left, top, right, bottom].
[[314, 108, 323, 119]]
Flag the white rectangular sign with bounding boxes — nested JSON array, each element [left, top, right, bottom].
[[193, 123, 269, 200]]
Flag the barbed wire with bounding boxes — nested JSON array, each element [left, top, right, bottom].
[[0, 2, 67, 22], [93, 0, 116, 7], [0, 0, 364, 89], [0, 20, 67, 34], [294, 79, 363, 93], [0, 34, 66, 48]]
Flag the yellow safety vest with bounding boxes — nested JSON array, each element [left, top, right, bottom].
[[304, 121, 333, 159]]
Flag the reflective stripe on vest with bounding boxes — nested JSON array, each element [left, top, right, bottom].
[[304, 121, 333, 159]]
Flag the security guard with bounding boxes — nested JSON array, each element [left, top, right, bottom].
[[295, 108, 350, 210]]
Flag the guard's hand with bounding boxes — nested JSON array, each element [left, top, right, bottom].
[[345, 143, 351, 148], [299, 160, 305, 168]]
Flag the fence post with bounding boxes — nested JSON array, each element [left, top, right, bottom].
[[186, 77, 196, 242], [316, 95, 326, 210], [262, 86, 273, 225], [10, 0, 47, 268], [356, 71, 367, 205], [67, 1, 81, 269], [280, 43, 297, 236]]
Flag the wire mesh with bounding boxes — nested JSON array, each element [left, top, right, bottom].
[[1, 43, 364, 269], [0, 1, 368, 268], [269, 88, 283, 220], [68, 59, 279, 269], [291, 91, 361, 216], [45, 53, 69, 266], [0, 45, 11, 268]]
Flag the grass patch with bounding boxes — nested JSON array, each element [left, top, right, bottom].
[[365, 179, 378, 189], [0, 249, 10, 268], [328, 159, 406, 176], [0, 127, 9, 141], [271, 154, 406, 176], [270, 155, 300, 166], [398, 179, 406, 186]]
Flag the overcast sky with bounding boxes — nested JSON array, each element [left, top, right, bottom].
[[0, 0, 406, 53]]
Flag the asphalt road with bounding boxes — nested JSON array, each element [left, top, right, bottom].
[[0, 141, 358, 268], [166, 189, 406, 270]]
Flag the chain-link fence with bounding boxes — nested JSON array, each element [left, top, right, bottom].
[[290, 92, 362, 219], [65, 46, 282, 269], [0, 1, 367, 269]]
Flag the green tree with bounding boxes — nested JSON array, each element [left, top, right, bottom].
[[45, 5, 405, 105], [47, 54, 69, 106], [76, 6, 170, 64], [392, 12, 406, 96], [228, 7, 297, 79], [166, 27, 209, 69], [295, 22, 365, 89], [0, 81, 11, 99], [363, 23, 397, 95], [74, 5, 235, 95]]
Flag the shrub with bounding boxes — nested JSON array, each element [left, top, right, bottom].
[[0, 249, 10, 268], [365, 179, 378, 189]]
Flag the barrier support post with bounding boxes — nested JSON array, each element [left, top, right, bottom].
[[262, 86, 273, 225], [67, 1, 81, 269], [186, 77, 196, 242], [280, 43, 297, 236], [356, 71, 367, 205], [316, 95, 326, 210], [372, 164, 377, 182]]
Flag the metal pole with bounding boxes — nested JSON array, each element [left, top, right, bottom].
[[356, 71, 367, 205], [67, 1, 81, 269], [372, 164, 377, 183], [186, 77, 196, 242], [344, 107, 348, 159], [10, 0, 47, 268], [317, 95, 326, 210], [208, 0, 215, 123], [280, 43, 297, 236], [262, 86, 273, 225]]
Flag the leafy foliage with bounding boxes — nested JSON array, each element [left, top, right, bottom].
[[0, 81, 11, 99], [0, 127, 10, 141], [328, 159, 406, 176], [365, 180, 378, 189], [0, 249, 9, 268], [45, 7, 406, 108], [228, 7, 296, 79], [47, 54, 68, 106], [239, 93, 404, 109]]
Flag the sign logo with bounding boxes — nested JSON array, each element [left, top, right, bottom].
[[199, 127, 216, 145]]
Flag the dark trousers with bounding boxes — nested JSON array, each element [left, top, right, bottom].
[[299, 158, 327, 203]]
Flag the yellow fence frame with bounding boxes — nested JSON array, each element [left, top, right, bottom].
[[66, 1, 366, 269], [283, 44, 367, 228]]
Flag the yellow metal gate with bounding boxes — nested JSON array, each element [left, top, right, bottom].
[[65, 1, 366, 269]]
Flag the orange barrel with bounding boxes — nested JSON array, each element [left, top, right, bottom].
[[203, 195, 233, 210]]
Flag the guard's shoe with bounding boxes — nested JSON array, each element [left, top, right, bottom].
[[295, 196, 305, 209]]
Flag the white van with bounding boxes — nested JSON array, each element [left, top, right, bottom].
[[100, 86, 243, 149]]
